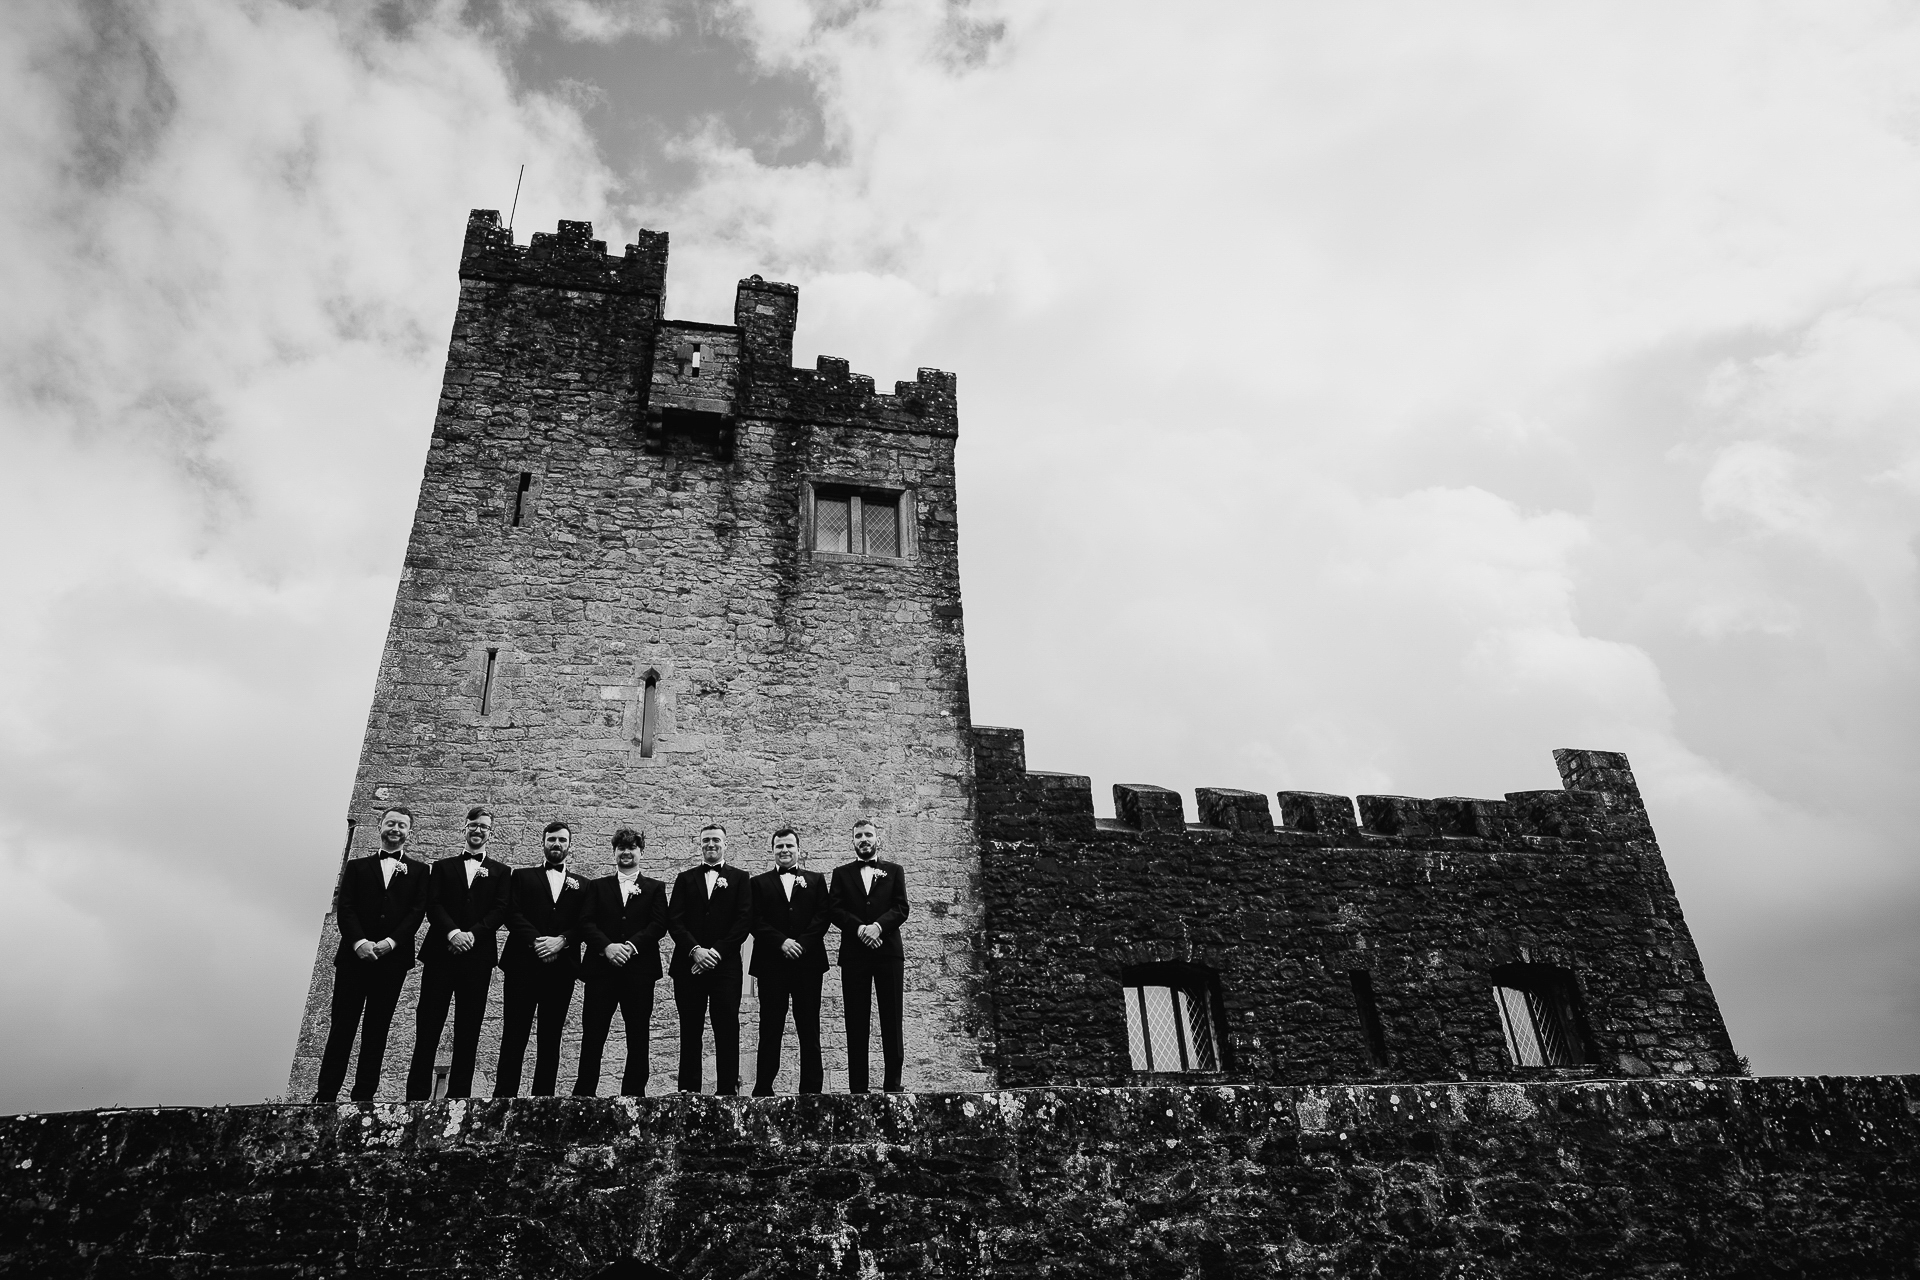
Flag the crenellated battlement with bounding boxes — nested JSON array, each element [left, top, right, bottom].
[[975, 724, 1733, 1088], [458, 210, 668, 296], [973, 726, 1653, 851], [452, 214, 954, 440]]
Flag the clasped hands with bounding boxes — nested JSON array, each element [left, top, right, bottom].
[[690, 945, 721, 975], [352, 937, 397, 961], [857, 923, 883, 949], [603, 941, 638, 966], [533, 935, 568, 962]]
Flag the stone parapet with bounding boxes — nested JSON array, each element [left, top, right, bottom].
[[3, 1078, 1916, 1277]]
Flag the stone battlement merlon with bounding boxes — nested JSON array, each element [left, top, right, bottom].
[[729, 274, 959, 436], [454, 214, 955, 436], [972, 726, 1655, 851], [458, 210, 668, 297]]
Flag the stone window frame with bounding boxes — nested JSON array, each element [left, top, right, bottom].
[[502, 465, 546, 531], [803, 475, 917, 563], [1121, 960, 1227, 1075], [460, 641, 523, 726], [1491, 961, 1597, 1068]]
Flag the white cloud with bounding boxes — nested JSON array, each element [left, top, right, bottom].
[[0, 0, 616, 1110], [2, 0, 1917, 1109], [644, 0, 1920, 1071]]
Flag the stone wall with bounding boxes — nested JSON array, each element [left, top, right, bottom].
[[4, 1077, 1915, 1277], [976, 727, 1736, 1087], [291, 213, 987, 1100]]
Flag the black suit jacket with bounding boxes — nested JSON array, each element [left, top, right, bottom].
[[829, 859, 910, 968], [748, 867, 830, 978], [580, 874, 670, 987], [419, 854, 513, 971], [334, 853, 431, 968], [666, 864, 751, 979], [500, 864, 588, 976]]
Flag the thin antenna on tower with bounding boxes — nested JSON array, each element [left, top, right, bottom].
[[507, 164, 525, 236]]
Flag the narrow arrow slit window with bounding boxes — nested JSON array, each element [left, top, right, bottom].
[[639, 671, 660, 758], [480, 648, 499, 715]]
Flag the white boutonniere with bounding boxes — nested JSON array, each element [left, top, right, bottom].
[[566, 876, 581, 891], [871, 868, 887, 880], [473, 867, 489, 879], [392, 861, 408, 876]]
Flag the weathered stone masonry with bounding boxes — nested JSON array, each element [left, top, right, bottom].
[[292, 212, 986, 1100], [975, 728, 1736, 1088], [4, 1078, 1917, 1277]]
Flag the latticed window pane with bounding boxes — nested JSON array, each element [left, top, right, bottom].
[[1495, 985, 1546, 1066], [1126, 983, 1218, 1072], [1124, 988, 1150, 1070], [863, 496, 900, 557], [1137, 985, 1181, 1070], [814, 495, 851, 552], [1494, 978, 1581, 1067], [1177, 987, 1219, 1071]]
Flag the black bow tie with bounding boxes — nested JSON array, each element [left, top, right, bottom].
[[464, 850, 484, 861], [856, 858, 876, 866], [780, 867, 801, 876], [381, 849, 404, 860]]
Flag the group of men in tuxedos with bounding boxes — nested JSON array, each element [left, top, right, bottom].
[[313, 804, 909, 1102]]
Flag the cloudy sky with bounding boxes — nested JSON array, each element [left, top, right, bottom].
[[1, 0, 1914, 1113]]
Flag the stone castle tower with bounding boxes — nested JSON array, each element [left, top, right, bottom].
[[290, 211, 989, 1099]]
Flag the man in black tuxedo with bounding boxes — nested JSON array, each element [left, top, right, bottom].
[[829, 819, 910, 1093], [405, 805, 512, 1100], [494, 820, 587, 1097], [315, 805, 431, 1102], [666, 823, 751, 1094], [573, 826, 669, 1097], [748, 827, 830, 1095]]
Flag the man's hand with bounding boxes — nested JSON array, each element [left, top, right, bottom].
[[691, 945, 719, 975], [533, 935, 564, 962], [780, 938, 803, 960], [858, 923, 883, 948], [448, 929, 475, 953], [375, 938, 396, 958], [606, 942, 635, 966], [353, 939, 377, 961]]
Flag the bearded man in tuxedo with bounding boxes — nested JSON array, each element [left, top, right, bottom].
[[315, 805, 431, 1103], [573, 826, 669, 1096], [747, 827, 830, 1095], [494, 820, 587, 1097], [829, 819, 910, 1093], [405, 805, 512, 1100]]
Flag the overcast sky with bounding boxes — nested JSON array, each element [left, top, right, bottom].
[[1, 0, 1914, 1113]]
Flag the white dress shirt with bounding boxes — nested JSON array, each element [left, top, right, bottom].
[[546, 866, 568, 901]]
